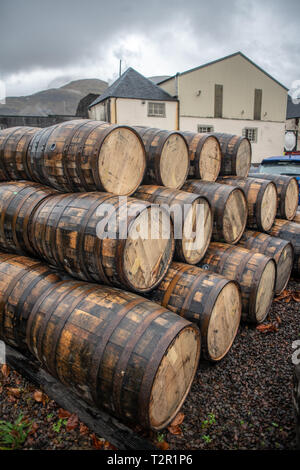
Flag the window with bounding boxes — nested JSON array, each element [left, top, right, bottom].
[[214, 84, 223, 118], [148, 102, 166, 117], [254, 89, 262, 120], [243, 127, 258, 143], [197, 125, 214, 133]]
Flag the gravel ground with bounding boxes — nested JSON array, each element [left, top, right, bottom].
[[0, 280, 299, 450]]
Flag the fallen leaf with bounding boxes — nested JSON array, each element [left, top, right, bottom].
[[7, 387, 21, 398], [58, 408, 72, 419], [28, 422, 39, 436], [169, 412, 185, 427], [66, 414, 78, 432], [157, 440, 170, 450], [292, 292, 300, 302], [256, 323, 278, 333], [167, 425, 182, 435], [33, 390, 48, 405], [104, 440, 117, 450], [274, 290, 292, 302], [276, 315, 282, 324], [91, 433, 105, 450], [1, 364, 9, 377], [79, 422, 89, 436]]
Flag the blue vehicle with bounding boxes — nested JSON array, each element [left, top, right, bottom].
[[258, 155, 300, 204]]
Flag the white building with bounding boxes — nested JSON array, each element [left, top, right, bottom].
[[158, 52, 288, 164], [88, 68, 179, 131]]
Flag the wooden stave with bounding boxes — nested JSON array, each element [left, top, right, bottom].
[[179, 131, 221, 181], [0, 252, 65, 351], [198, 242, 276, 323], [132, 126, 189, 189], [294, 212, 300, 224], [239, 230, 294, 294], [217, 176, 277, 231], [29, 191, 175, 293], [150, 261, 242, 361], [0, 126, 41, 181], [249, 173, 299, 220], [133, 185, 213, 264], [268, 219, 300, 278], [0, 252, 200, 430], [27, 119, 146, 196], [182, 179, 248, 244], [0, 181, 57, 256], [212, 133, 252, 177]]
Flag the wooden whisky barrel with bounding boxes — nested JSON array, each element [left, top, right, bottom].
[[151, 262, 241, 361], [213, 133, 252, 177], [249, 173, 299, 221], [27, 119, 146, 195], [0, 126, 40, 180], [0, 181, 57, 256], [199, 243, 276, 323], [0, 253, 200, 430], [217, 176, 277, 231], [268, 219, 300, 277], [0, 253, 65, 351], [0, 127, 40, 181], [180, 131, 221, 181], [132, 127, 189, 189], [182, 180, 247, 244], [133, 185, 212, 264], [239, 230, 293, 294], [294, 212, 300, 224], [29, 192, 175, 293]]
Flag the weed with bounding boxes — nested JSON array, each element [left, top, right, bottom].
[[0, 414, 32, 450]]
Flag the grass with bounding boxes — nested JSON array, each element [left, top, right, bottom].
[[0, 414, 32, 450]]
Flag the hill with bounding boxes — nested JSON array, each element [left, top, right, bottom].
[[0, 79, 108, 116]]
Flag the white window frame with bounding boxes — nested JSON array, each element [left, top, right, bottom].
[[148, 102, 166, 118], [243, 127, 258, 143], [197, 125, 214, 133]]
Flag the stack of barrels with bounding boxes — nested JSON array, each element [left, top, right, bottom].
[[0, 120, 299, 432]]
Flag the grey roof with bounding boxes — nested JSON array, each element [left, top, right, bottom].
[[159, 52, 288, 91], [148, 75, 171, 84], [287, 94, 300, 119], [89, 68, 177, 108]]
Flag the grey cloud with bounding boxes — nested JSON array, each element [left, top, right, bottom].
[[0, 0, 300, 92]]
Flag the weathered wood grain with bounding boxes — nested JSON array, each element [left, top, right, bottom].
[[182, 180, 247, 244], [249, 173, 299, 221], [213, 133, 251, 177], [27, 119, 146, 196], [199, 242, 276, 323], [150, 261, 241, 361], [29, 191, 175, 293], [239, 230, 293, 294], [134, 185, 212, 264], [180, 132, 221, 181], [133, 127, 189, 189], [217, 176, 277, 231], [0, 126, 40, 180], [0, 253, 201, 430], [268, 219, 300, 278]]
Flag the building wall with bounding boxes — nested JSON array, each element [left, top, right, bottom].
[[180, 117, 285, 164], [0, 114, 77, 129], [89, 98, 178, 130], [160, 54, 287, 122]]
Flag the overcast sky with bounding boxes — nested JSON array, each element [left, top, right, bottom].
[[0, 0, 299, 96]]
